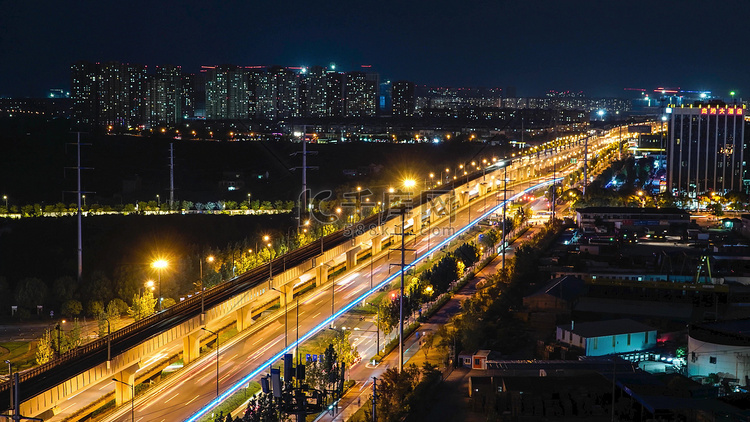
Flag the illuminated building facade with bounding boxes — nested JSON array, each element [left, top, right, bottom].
[[392, 80, 415, 117], [666, 103, 748, 197], [146, 65, 182, 127], [325, 72, 345, 117], [205, 65, 250, 120], [71, 61, 148, 129], [303, 66, 328, 118], [344, 71, 377, 117]]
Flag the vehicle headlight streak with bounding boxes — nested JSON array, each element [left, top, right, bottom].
[[185, 178, 559, 421]]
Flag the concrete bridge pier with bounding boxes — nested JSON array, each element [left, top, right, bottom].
[[370, 236, 382, 255], [183, 329, 202, 365], [236, 302, 254, 332], [345, 247, 360, 270], [317, 264, 328, 286], [277, 284, 294, 307], [114, 362, 140, 406]]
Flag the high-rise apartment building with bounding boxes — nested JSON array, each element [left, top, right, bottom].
[[392, 80, 415, 117], [253, 66, 300, 120], [344, 71, 377, 117], [71, 61, 98, 127], [325, 72, 345, 118], [146, 65, 182, 127], [71, 61, 148, 129], [204, 65, 251, 119], [273, 67, 300, 119], [304, 66, 328, 118], [666, 103, 748, 197]]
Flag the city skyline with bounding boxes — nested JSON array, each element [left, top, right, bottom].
[[1, 0, 749, 98]]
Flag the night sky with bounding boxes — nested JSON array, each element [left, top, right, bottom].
[[1, 0, 749, 98]]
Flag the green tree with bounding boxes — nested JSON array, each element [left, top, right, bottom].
[[86, 300, 104, 318], [35, 329, 55, 365], [242, 392, 282, 422], [375, 365, 420, 422], [108, 298, 129, 316], [61, 300, 82, 318], [479, 229, 499, 250], [127, 290, 157, 321], [14, 277, 48, 312], [331, 328, 359, 368], [708, 202, 724, 217], [86, 271, 113, 303], [53, 276, 77, 304]]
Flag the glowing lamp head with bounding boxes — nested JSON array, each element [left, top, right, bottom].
[[152, 259, 168, 269]]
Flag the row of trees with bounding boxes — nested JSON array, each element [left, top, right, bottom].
[[440, 221, 562, 360], [3, 215, 345, 321], [0, 199, 295, 217], [376, 241, 481, 337], [365, 363, 442, 422]]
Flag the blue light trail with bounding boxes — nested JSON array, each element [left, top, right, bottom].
[[185, 178, 557, 421]]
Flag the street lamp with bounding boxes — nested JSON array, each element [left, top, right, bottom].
[[106, 318, 111, 369], [199, 256, 214, 317], [264, 236, 273, 281], [357, 186, 362, 220], [112, 378, 135, 422], [2, 195, 7, 212], [366, 302, 381, 355], [201, 327, 220, 397], [82, 194, 86, 208], [322, 262, 335, 327], [5, 360, 12, 415], [156, 194, 160, 208], [152, 259, 168, 311], [55, 320, 66, 358]]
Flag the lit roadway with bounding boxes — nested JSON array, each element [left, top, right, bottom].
[[98, 179, 524, 422], [48, 127, 631, 422]]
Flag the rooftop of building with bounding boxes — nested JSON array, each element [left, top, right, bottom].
[[526, 275, 586, 302], [558, 318, 656, 338], [689, 318, 750, 346], [576, 206, 689, 216]]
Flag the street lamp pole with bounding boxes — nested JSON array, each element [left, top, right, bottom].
[[201, 328, 220, 397], [295, 297, 299, 360], [5, 360, 12, 416], [55, 323, 63, 358], [367, 302, 380, 355], [152, 259, 168, 311], [503, 165, 508, 269], [322, 262, 335, 327], [112, 378, 134, 422], [106, 319, 111, 369]]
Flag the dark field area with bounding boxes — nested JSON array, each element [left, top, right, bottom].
[[0, 116, 508, 206], [0, 116, 510, 317]]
